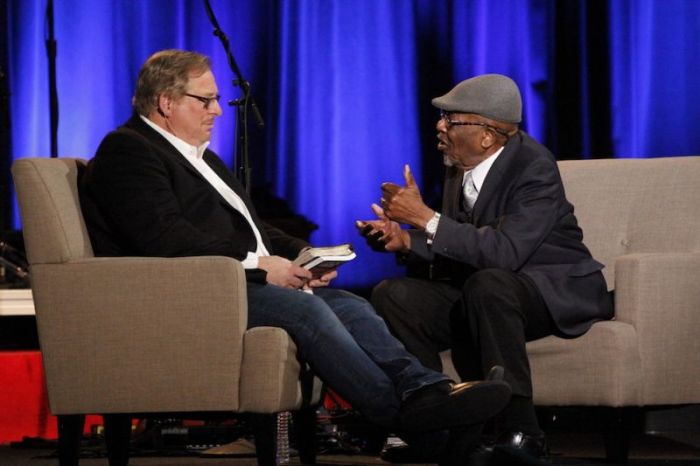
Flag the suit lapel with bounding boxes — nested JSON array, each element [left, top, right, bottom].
[[202, 148, 275, 253], [202, 151, 260, 218], [442, 166, 464, 220], [471, 132, 522, 225]]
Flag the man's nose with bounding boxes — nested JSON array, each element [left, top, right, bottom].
[[436, 118, 447, 131], [211, 99, 223, 116]]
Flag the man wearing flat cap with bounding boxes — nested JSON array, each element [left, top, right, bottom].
[[358, 74, 612, 463]]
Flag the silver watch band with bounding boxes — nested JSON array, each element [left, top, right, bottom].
[[425, 212, 441, 240]]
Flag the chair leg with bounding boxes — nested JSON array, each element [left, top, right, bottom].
[[250, 413, 277, 466], [293, 407, 317, 464], [57, 414, 85, 466], [600, 407, 642, 464], [103, 414, 132, 466]]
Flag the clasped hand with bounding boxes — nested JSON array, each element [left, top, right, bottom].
[[258, 255, 337, 289]]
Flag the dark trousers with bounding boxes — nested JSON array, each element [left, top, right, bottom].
[[372, 268, 554, 434]]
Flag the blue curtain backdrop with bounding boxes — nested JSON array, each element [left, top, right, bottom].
[[609, 0, 700, 158], [4, 0, 700, 289]]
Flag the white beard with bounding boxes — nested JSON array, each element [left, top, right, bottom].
[[442, 154, 455, 167]]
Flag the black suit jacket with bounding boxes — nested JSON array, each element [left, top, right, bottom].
[[79, 114, 309, 283], [408, 131, 613, 337]]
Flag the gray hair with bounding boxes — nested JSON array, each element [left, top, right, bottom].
[[132, 49, 212, 116]]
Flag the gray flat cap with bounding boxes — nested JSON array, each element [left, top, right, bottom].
[[432, 74, 522, 123]]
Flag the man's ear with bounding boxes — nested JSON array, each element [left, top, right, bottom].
[[481, 130, 496, 149], [157, 93, 173, 117]]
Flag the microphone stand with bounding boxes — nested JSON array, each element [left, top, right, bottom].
[[0, 257, 29, 280], [0, 241, 29, 280], [202, 0, 264, 194], [45, 0, 58, 158]]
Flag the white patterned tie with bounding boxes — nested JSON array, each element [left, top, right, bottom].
[[463, 170, 478, 211]]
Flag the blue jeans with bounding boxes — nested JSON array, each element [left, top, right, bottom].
[[246, 283, 449, 427]]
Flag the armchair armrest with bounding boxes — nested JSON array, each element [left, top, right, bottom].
[[31, 256, 248, 414], [614, 252, 700, 404]]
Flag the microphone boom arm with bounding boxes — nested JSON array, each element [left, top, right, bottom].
[[202, 0, 263, 192]]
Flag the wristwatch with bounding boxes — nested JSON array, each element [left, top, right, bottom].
[[425, 212, 441, 240]]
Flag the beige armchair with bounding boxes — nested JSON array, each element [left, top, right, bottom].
[[12, 157, 318, 466], [441, 156, 700, 462]]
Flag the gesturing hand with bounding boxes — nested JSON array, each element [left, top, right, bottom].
[[380, 164, 434, 228], [356, 203, 411, 252]]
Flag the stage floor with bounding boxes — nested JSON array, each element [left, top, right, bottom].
[[1, 431, 699, 466]]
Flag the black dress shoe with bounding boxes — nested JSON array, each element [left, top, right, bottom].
[[495, 431, 548, 458], [486, 365, 505, 381], [398, 373, 511, 432]]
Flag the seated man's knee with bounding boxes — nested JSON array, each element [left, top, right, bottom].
[[371, 278, 408, 319], [293, 293, 339, 326]]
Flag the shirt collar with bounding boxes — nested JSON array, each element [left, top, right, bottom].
[[466, 145, 505, 192], [140, 114, 209, 160]]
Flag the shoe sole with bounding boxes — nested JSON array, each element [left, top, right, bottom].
[[400, 381, 511, 432]]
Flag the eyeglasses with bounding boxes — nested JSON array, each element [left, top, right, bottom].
[[184, 93, 221, 110], [439, 111, 510, 137]]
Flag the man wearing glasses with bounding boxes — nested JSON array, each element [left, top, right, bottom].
[[359, 74, 612, 464], [79, 50, 514, 443]]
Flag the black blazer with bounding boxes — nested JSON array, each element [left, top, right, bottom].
[[408, 131, 613, 337], [80, 114, 309, 283]]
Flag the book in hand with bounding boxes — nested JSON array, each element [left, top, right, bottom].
[[293, 243, 356, 278]]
